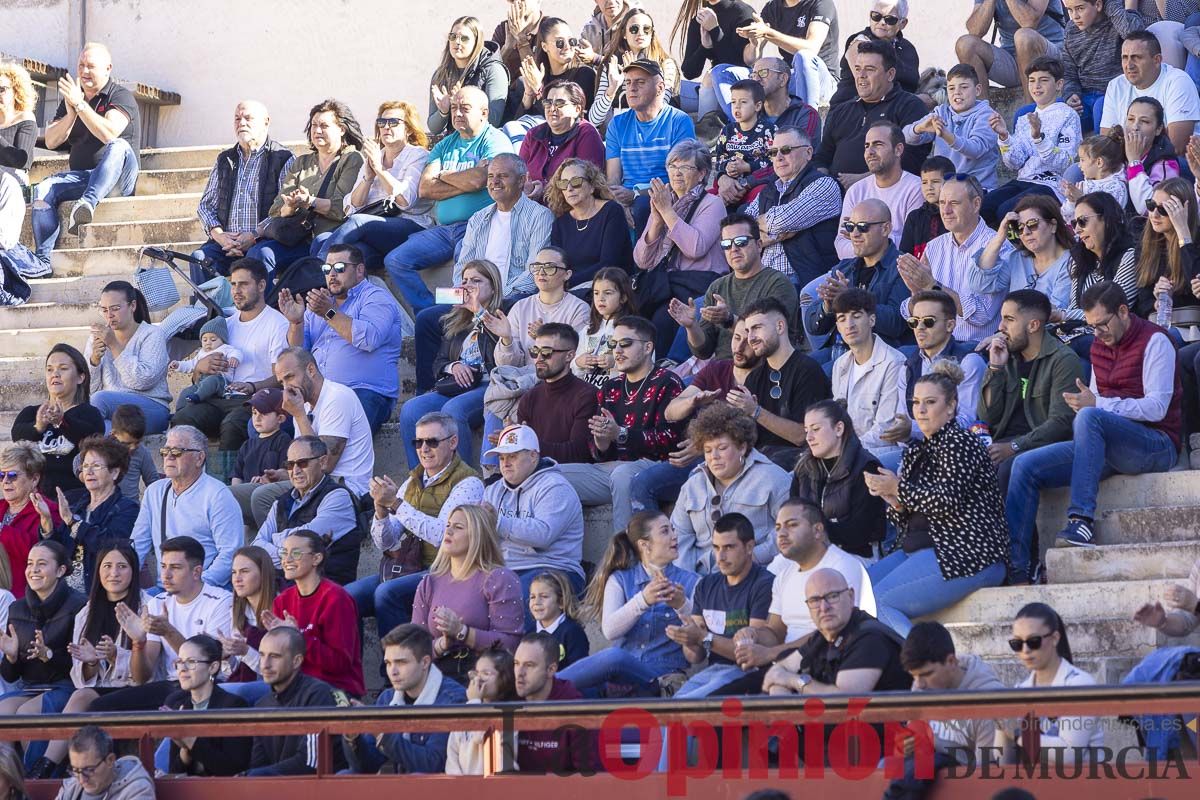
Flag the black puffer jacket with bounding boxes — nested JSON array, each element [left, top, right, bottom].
[[0, 579, 86, 686], [792, 435, 885, 559], [427, 41, 511, 135]]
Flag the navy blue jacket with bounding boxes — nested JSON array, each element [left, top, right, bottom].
[[69, 490, 140, 591], [804, 242, 914, 347], [343, 671, 467, 774]]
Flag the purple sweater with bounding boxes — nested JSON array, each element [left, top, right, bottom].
[[412, 567, 524, 653]]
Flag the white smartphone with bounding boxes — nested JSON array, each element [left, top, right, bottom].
[[435, 286, 466, 305]]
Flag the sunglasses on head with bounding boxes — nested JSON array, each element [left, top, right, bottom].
[[283, 457, 320, 471], [1008, 635, 1046, 653], [767, 144, 808, 159], [720, 235, 754, 250], [376, 117, 403, 128], [627, 24, 652, 35], [555, 176, 587, 190], [869, 10, 903, 25], [906, 315, 939, 330], [322, 261, 353, 275], [842, 220, 887, 234], [1144, 198, 1171, 216]]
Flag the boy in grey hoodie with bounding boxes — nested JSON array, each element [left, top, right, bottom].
[[483, 425, 586, 623], [903, 64, 1000, 190]]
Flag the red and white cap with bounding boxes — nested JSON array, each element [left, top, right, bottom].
[[485, 424, 541, 456]]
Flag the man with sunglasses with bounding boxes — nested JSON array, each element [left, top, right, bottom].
[[192, 100, 294, 283], [131, 425, 242, 589], [558, 316, 683, 534], [278, 244, 402, 435], [60, 725, 154, 800], [829, 2, 921, 106], [514, 323, 598, 464], [251, 436, 359, 586]]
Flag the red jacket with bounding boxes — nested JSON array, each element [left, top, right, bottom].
[[0, 498, 62, 598], [272, 578, 364, 697], [519, 121, 606, 186]]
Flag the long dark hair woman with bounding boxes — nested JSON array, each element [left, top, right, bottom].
[[1066, 191, 1138, 322], [429, 16, 510, 135], [11, 344, 104, 497], [793, 400, 886, 561], [1133, 176, 1200, 324], [503, 17, 598, 146], [162, 633, 252, 776], [85, 281, 171, 433]]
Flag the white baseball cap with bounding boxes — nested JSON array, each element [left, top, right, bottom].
[[485, 424, 541, 456]]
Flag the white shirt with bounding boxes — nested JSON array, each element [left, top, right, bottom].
[[226, 306, 290, 384], [1100, 63, 1200, 132], [767, 545, 877, 643], [1017, 658, 1104, 752], [0, 172, 24, 250], [835, 171, 925, 259], [310, 378, 375, 495], [483, 209, 513, 273], [146, 585, 240, 680], [1089, 329, 1176, 422]]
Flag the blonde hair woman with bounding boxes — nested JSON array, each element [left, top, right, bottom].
[[411, 504, 523, 680], [429, 16, 510, 134], [0, 60, 42, 287]]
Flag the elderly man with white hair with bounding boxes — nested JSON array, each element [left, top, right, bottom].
[[828, 0, 922, 106], [32, 43, 141, 270], [192, 100, 295, 283], [130, 424, 243, 589]]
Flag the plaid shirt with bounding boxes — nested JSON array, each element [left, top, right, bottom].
[[197, 143, 292, 234], [744, 172, 842, 280]]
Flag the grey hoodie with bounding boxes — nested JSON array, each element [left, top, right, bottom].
[[903, 100, 1000, 190], [484, 457, 585, 579], [55, 756, 156, 800], [921, 654, 1006, 764]]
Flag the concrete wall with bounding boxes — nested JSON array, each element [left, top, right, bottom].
[[0, 0, 968, 148]]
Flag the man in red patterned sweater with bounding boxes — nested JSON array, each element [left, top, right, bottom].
[[1006, 281, 1181, 552], [558, 315, 683, 534]]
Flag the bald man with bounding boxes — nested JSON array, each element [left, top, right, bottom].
[[32, 43, 142, 269], [805, 197, 913, 356], [193, 101, 296, 281], [383, 85, 513, 315]]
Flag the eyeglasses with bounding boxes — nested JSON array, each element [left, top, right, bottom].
[[447, 33, 473, 43], [78, 462, 112, 474], [173, 658, 216, 671], [554, 176, 587, 190], [0, 471, 22, 482], [627, 24, 653, 35], [283, 457, 320, 471], [906, 316, 939, 330], [1007, 219, 1043, 239], [1008, 635, 1046, 653], [281, 549, 315, 561], [376, 117, 403, 128], [1072, 214, 1096, 230], [751, 68, 786, 79], [553, 38, 579, 50], [529, 262, 565, 276], [766, 144, 809, 159], [322, 262, 354, 275], [1090, 312, 1119, 332], [606, 337, 649, 350], [530, 346, 571, 359], [412, 436, 452, 450], [768, 369, 782, 401], [1145, 198, 1170, 217], [804, 587, 851, 609], [159, 447, 202, 459], [841, 220, 888, 234], [869, 11, 903, 25], [67, 760, 107, 780], [667, 163, 699, 174], [720, 235, 754, 250], [545, 98, 573, 110]]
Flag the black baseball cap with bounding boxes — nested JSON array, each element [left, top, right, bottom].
[[624, 58, 663, 79]]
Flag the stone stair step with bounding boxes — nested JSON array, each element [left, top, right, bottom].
[[1046, 541, 1200, 584], [1035, 471, 1200, 535], [0, 301, 95, 330], [0, 361, 195, 412], [1093, 505, 1200, 546], [133, 168, 211, 196], [50, 242, 205, 277], [929, 579, 1177, 625], [68, 217, 206, 249], [945, 617, 1200, 661], [20, 195, 203, 242], [30, 143, 305, 183], [28, 272, 196, 305], [0, 326, 91, 358]]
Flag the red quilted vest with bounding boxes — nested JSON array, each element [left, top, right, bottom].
[[1089, 315, 1182, 449]]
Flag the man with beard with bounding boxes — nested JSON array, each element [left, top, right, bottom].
[[834, 122, 923, 260], [513, 323, 598, 464], [278, 244, 403, 435], [172, 257, 291, 478], [728, 298, 830, 469], [512, 632, 595, 774]]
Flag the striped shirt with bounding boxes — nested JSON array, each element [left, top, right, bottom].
[[604, 104, 696, 189], [197, 142, 292, 234], [900, 218, 1005, 342], [744, 172, 843, 280]]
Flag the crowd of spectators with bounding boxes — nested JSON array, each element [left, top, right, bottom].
[[3, 0, 1200, 789]]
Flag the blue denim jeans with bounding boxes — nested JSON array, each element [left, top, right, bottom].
[[868, 548, 1005, 637], [91, 390, 170, 434], [383, 222, 467, 313], [629, 460, 696, 516], [190, 239, 240, 286], [705, 64, 750, 121], [399, 385, 487, 468], [790, 53, 835, 107], [1005, 407, 1177, 576], [245, 231, 329, 276], [317, 214, 427, 268], [346, 570, 428, 638], [1186, 13, 1200, 87], [556, 646, 664, 692], [414, 304, 451, 392], [354, 387, 396, 436], [480, 410, 506, 468], [32, 138, 139, 259]]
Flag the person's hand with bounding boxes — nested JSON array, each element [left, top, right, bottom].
[[667, 297, 697, 328], [837, 172, 866, 192], [1134, 601, 1168, 629], [575, 38, 596, 65], [667, 437, 698, 468], [987, 111, 1009, 141], [1191, 275, 1200, 300], [1062, 179, 1083, 203], [762, 663, 800, 694], [260, 609, 299, 630], [1027, 111, 1042, 141], [281, 384, 307, 418], [520, 56, 545, 97], [724, 154, 750, 178], [1187, 136, 1200, 180], [988, 442, 1018, 465], [912, 116, 935, 136], [691, 390, 722, 410], [662, 582, 687, 610], [609, 184, 635, 206], [1159, 195, 1192, 240], [277, 288, 305, 324], [34, 400, 63, 433], [306, 287, 336, 318], [68, 637, 100, 665], [30, 492, 54, 534], [361, 139, 383, 173], [605, 57, 623, 99], [1063, 378, 1096, 411], [640, 571, 672, 606], [523, 178, 544, 199], [369, 475, 399, 511], [143, 608, 174, 638], [91, 321, 116, 349], [897, 252, 935, 293], [929, 116, 949, 140], [167, 360, 181, 374], [218, 632, 249, 658], [58, 74, 85, 108], [648, 177, 674, 215], [999, 209, 1021, 232], [449, 362, 476, 388], [725, 385, 759, 417], [987, 331, 1010, 369], [664, 621, 705, 648], [432, 84, 452, 115], [227, 356, 240, 371], [432, 606, 465, 640], [1065, 94, 1083, 114], [115, 602, 147, 643], [0, 625, 19, 663], [194, 351, 230, 376], [525, 316, 544, 341], [1153, 276, 1175, 309], [1164, 583, 1199, 612], [1124, 127, 1149, 163], [480, 308, 513, 341], [26, 629, 50, 662], [589, 407, 620, 448], [717, 174, 749, 204], [695, 6, 720, 31], [699, 293, 731, 325], [817, 271, 849, 311], [863, 467, 900, 499], [880, 413, 912, 444], [467, 670, 488, 701], [260, 468, 289, 483], [733, 637, 772, 671], [94, 635, 117, 662]]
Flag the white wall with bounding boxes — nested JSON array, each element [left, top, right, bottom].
[[0, 0, 967, 148]]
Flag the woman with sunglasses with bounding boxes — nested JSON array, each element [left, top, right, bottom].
[[161, 634, 252, 776], [828, 3, 921, 106], [969, 195, 1074, 315], [591, 8, 680, 131], [0, 444, 65, 600], [995, 602, 1103, 762], [1064, 191, 1138, 335], [400, 260, 504, 468], [519, 82, 605, 203], [317, 101, 433, 269], [504, 17, 597, 146], [1133, 177, 1200, 326], [1119, 97, 1181, 217], [546, 157, 631, 287], [672, 404, 789, 575], [428, 17, 510, 136], [863, 360, 1008, 637]]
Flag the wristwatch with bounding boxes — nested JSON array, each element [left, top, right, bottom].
[[616, 426, 629, 445], [702, 631, 714, 653], [324, 307, 337, 321], [42, 648, 54, 662], [455, 625, 469, 642], [796, 673, 812, 691], [1010, 441, 1020, 453]]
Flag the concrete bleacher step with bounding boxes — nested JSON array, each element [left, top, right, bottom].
[[20, 194, 203, 239], [0, 301, 95, 330], [1092, 505, 1200, 546], [132, 168, 212, 196], [1046, 541, 1200, 584], [930, 579, 1178, 626], [49, 241, 205, 276], [0, 326, 90, 358], [29, 143, 305, 183], [68, 217, 206, 249], [28, 272, 196, 304], [945, 617, 1200, 661]]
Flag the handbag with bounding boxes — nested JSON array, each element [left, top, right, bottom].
[[632, 196, 704, 311], [356, 196, 403, 218], [135, 262, 181, 312], [434, 366, 483, 397], [377, 532, 425, 582], [262, 155, 342, 247]]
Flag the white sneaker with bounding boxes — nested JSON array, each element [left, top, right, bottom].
[[67, 200, 94, 235]]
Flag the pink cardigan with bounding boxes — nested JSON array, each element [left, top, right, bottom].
[[633, 191, 728, 274]]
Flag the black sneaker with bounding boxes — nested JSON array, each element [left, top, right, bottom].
[[1056, 518, 1095, 548]]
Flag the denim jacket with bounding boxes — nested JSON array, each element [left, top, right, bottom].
[[611, 563, 700, 675]]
